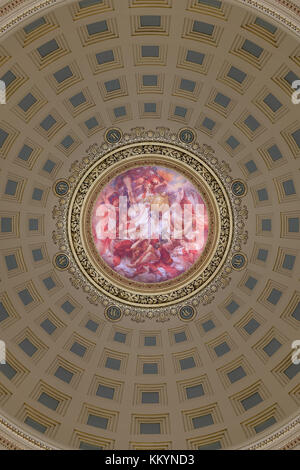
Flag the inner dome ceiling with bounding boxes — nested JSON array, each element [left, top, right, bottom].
[[90, 164, 209, 283], [0, 0, 299, 450]]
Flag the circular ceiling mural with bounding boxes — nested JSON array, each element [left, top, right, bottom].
[[0, 0, 299, 453], [91, 164, 209, 283]]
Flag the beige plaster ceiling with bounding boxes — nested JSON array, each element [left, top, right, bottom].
[[0, 0, 299, 450]]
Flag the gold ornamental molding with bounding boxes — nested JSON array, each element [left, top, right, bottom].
[[52, 127, 248, 323], [0, 0, 299, 37], [0, 408, 298, 450], [238, 412, 300, 450], [0, 411, 60, 450]]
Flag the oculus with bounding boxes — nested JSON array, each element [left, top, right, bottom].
[[91, 165, 209, 283], [53, 128, 248, 321]]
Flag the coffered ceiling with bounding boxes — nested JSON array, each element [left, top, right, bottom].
[[0, 0, 299, 450]]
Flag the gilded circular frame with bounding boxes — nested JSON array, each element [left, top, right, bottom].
[[82, 155, 218, 293], [67, 141, 233, 308], [52, 128, 248, 321]]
